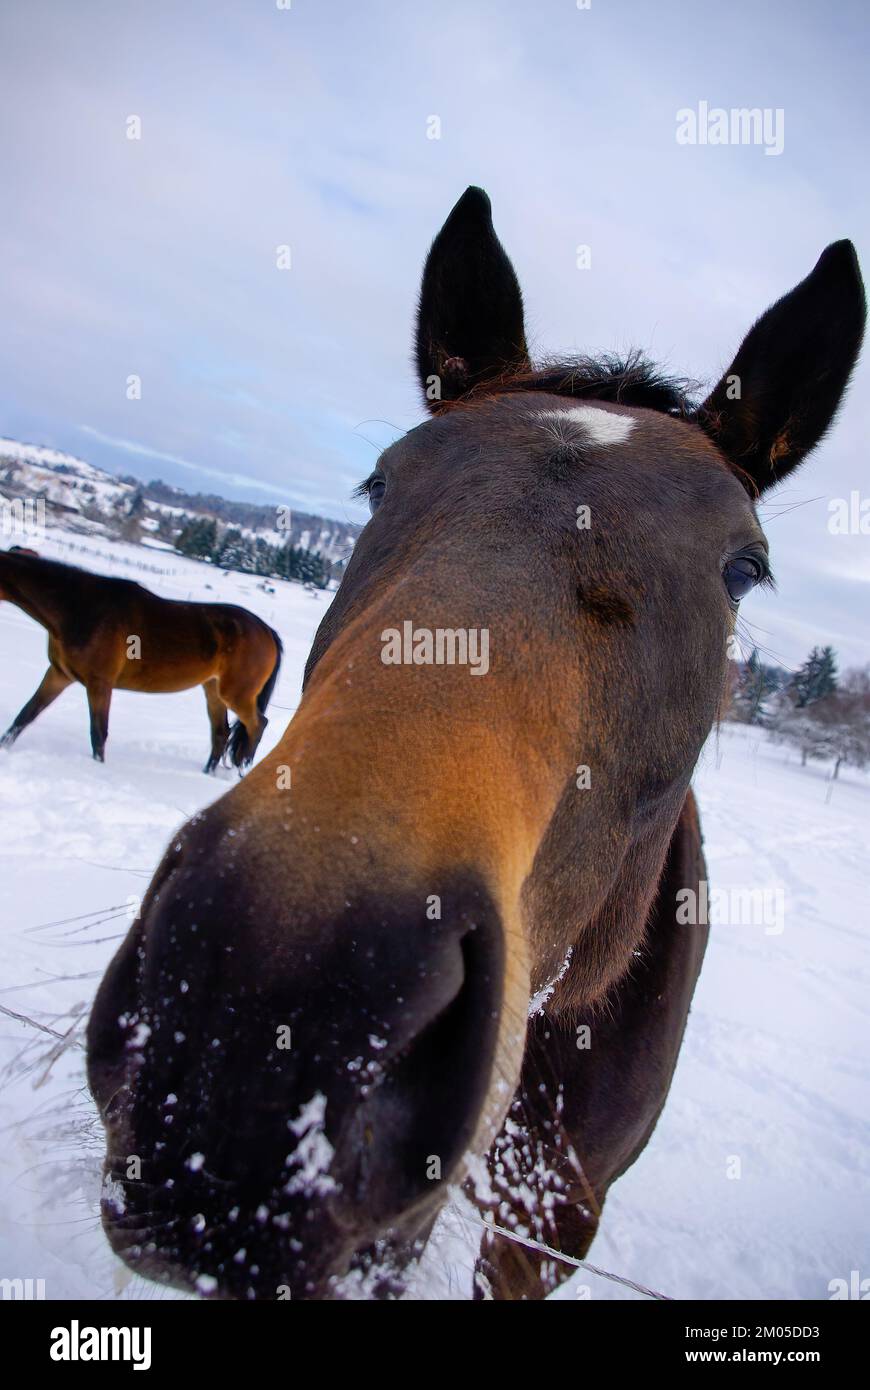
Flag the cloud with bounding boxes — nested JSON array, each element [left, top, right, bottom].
[[77, 427, 288, 497], [0, 0, 867, 666]]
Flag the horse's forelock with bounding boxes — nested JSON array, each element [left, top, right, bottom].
[[436, 351, 699, 418]]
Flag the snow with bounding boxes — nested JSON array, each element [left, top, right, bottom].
[[528, 945, 573, 1018], [0, 438, 107, 478], [283, 1093, 336, 1198], [1, 528, 867, 1301], [0, 436, 359, 561]]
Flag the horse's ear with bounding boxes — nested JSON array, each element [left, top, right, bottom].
[[696, 240, 865, 494], [416, 186, 530, 411]]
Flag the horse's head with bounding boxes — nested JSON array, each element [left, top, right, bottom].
[[0, 547, 35, 601], [88, 189, 865, 1299]]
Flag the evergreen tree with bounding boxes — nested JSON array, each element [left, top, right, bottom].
[[815, 646, 839, 701], [176, 516, 218, 560], [254, 536, 274, 576], [174, 516, 329, 586], [296, 547, 329, 587], [216, 528, 256, 572], [791, 646, 838, 707], [731, 648, 783, 724], [274, 543, 296, 581]]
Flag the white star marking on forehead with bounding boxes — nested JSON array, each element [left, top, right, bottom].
[[536, 405, 636, 446]]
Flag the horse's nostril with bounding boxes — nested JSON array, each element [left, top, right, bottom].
[[348, 923, 503, 1220]]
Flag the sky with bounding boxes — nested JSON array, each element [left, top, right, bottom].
[[0, 0, 867, 668]]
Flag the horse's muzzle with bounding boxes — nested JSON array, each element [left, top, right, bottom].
[[86, 821, 506, 1299]]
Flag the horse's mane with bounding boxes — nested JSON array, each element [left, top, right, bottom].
[[2, 549, 73, 573], [460, 351, 701, 417], [0, 548, 142, 597]]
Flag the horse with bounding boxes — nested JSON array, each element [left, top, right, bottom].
[[0, 549, 282, 770], [86, 188, 865, 1300]]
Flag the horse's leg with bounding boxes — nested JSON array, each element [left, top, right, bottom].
[[0, 665, 72, 747], [473, 1172, 600, 1301], [467, 1030, 605, 1301], [202, 679, 230, 774], [86, 679, 113, 762], [469, 791, 709, 1300]]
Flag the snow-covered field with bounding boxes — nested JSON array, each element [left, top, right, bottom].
[[1, 531, 867, 1301]]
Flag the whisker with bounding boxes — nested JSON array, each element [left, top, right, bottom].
[[464, 1213, 672, 1300]]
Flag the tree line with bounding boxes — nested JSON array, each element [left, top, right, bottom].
[[174, 516, 331, 588], [730, 645, 870, 780], [119, 474, 360, 550]]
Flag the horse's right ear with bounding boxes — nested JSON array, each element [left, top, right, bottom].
[[415, 187, 530, 411]]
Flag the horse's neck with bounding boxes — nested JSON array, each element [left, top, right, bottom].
[[470, 791, 709, 1298], [1, 563, 67, 637]]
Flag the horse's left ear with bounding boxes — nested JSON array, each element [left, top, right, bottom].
[[696, 240, 866, 494], [416, 186, 530, 411]]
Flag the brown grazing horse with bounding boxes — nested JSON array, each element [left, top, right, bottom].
[[0, 550, 282, 770], [87, 189, 865, 1300]]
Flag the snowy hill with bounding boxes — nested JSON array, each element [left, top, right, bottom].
[[0, 529, 867, 1301], [0, 438, 129, 525], [0, 437, 361, 564]]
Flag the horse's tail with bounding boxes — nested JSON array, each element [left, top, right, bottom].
[[226, 627, 283, 769], [256, 628, 283, 716]]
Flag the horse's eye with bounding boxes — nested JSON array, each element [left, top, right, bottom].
[[368, 477, 386, 514], [723, 555, 763, 604]]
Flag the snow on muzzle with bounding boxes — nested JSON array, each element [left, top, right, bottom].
[[86, 818, 505, 1299]]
